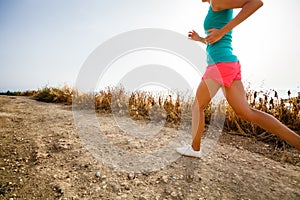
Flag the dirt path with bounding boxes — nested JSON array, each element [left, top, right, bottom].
[[0, 96, 299, 199]]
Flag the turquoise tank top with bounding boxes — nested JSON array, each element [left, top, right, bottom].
[[204, 6, 238, 65]]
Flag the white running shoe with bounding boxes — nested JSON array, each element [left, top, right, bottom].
[[176, 144, 202, 158]]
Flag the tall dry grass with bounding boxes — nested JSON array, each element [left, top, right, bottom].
[[10, 85, 300, 148], [33, 85, 74, 104]]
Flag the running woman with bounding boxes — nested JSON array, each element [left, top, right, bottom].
[[177, 0, 300, 157]]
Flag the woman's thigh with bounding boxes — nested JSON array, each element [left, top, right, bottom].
[[223, 80, 251, 118]]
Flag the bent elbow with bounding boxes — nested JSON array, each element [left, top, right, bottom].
[[249, 0, 264, 9], [257, 0, 264, 8]]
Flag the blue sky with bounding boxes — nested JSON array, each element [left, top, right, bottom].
[[0, 0, 299, 93]]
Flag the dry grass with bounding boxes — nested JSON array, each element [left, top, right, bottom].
[[7, 85, 300, 148], [33, 85, 74, 104]]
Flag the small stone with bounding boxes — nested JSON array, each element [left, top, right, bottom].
[[128, 172, 135, 180], [124, 184, 130, 190], [95, 172, 101, 178], [120, 182, 126, 186], [161, 175, 168, 183], [135, 180, 143, 186], [171, 191, 177, 197], [141, 170, 150, 176]]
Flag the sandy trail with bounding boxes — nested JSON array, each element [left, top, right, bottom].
[[0, 96, 299, 199]]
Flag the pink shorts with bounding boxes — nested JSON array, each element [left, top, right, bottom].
[[202, 62, 242, 87]]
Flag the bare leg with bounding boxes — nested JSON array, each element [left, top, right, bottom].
[[192, 79, 221, 151], [224, 80, 300, 151]]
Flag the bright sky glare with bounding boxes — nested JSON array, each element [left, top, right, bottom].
[[0, 0, 299, 93]]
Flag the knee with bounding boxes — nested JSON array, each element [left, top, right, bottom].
[[234, 107, 253, 121], [192, 99, 208, 112]]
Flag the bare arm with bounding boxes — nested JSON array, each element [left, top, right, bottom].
[[205, 0, 263, 44]]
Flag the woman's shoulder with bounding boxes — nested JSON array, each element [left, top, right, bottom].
[[210, 2, 223, 12], [211, 0, 255, 11], [211, 2, 230, 12]]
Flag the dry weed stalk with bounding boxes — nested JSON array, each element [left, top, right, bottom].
[[28, 86, 299, 148]]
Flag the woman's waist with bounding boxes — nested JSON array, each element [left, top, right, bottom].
[[207, 45, 234, 55], [206, 46, 238, 64]]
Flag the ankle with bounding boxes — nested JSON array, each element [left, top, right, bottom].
[[192, 144, 200, 151]]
